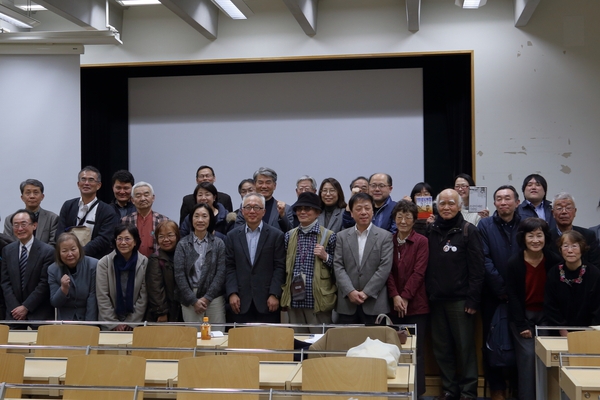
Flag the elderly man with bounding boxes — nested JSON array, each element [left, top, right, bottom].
[[4, 179, 58, 246], [550, 192, 600, 267], [282, 192, 337, 332], [334, 192, 393, 324], [235, 167, 294, 232], [426, 188, 485, 400], [477, 185, 522, 400], [179, 165, 233, 224], [517, 174, 556, 232], [292, 175, 318, 228], [110, 170, 136, 218], [121, 182, 169, 257], [1, 210, 54, 328], [226, 193, 286, 323], [342, 173, 397, 233], [56, 166, 119, 259]]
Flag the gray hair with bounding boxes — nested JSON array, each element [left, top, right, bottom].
[[296, 175, 317, 191], [19, 179, 44, 194], [553, 192, 576, 207], [132, 181, 154, 196], [435, 189, 463, 208], [253, 167, 277, 183], [243, 192, 266, 208]]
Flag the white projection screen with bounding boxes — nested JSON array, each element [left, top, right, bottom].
[[129, 68, 424, 221]]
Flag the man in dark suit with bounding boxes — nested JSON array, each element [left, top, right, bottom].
[[56, 166, 119, 259], [333, 192, 393, 324], [226, 193, 286, 323], [179, 165, 233, 224], [550, 192, 600, 267], [1, 210, 54, 328], [3, 179, 59, 246]]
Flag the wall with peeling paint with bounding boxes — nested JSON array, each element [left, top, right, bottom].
[[31, 0, 600, 224]]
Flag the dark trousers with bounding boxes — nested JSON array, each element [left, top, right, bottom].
[[390, 312, 428, 397], [337, 305, 377, 324], [230, 301, 280, 324]]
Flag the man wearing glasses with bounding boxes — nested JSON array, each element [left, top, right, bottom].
[[550, 192, 600, 267], [56, 166, 118, 259], [342, 173, 397, 233], [226, 193, 286, 323], [1, 209, 54, 327]]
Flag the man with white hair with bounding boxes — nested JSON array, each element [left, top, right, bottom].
[[550, 192, 600, 267], [292, 175, 318, 228], [121, 182, 169, 257]]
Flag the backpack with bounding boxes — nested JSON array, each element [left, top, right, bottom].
[[485, 303, 516, 367]]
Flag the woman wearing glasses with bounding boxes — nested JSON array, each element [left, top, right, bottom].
[[96, 224, 148, 331], [544, 230, 600, 333], [453, 173, 489, 226], [145, 220, 182, 322]]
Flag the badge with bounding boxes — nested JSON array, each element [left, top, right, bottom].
[[451, 246, 457, 252], [443, 245, 450, 252]]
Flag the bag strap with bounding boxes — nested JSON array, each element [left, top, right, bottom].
[[77, 200, 99, 225], [375, 313, 393, 326]]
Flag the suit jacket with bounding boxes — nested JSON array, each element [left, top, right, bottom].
[[56, 198, 119, 259], [333, 224, 393, 316], [0, 238, 55, 321], [235, 197, 294, 232], [179, 192, 233, 225], [550, 225, 600, 268], [4, 208, 59, 246], [225, 223, 286, 315], [317, 207, 345, 233], [96, 251, 148, 330], [590, 224, 600, 246]]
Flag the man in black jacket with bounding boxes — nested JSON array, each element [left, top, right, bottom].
[[426, 188, 485, 400]]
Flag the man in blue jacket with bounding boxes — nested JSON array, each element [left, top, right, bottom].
[[517, 174, 556, 232], [477, 185, 522, 400]]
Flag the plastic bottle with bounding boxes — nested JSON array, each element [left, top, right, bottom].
[[201, 316, 211, 340]]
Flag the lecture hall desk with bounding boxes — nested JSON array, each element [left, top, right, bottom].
[[560, 366, 600, 400], [535, 336, 568, 400]]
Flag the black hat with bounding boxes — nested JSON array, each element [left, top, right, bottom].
[[292, 192, 321, 211]]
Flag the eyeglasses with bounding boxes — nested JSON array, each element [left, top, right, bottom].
[[243, 205, 264, 212], [116, 237, 133, 243], [157, 233, 177, 241], [321, 189, 337, 194], [454, 184, 469, 189], [297, 187, 313, 193], [369, 183, 390, 190], [296, 206, 316, 213], [561, 243, 580, 250], [79, 177, 98, 184], [395, 215, 414, 221], [554, 206, 575, 213], [12, 222, 32, 229]]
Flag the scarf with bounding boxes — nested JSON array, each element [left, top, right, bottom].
[[435, 213, 462, 231], [113, 251, 138, 318]]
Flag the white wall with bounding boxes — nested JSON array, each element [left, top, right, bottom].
[[32, 0, 600, 224], [0, 54, 81, 233]]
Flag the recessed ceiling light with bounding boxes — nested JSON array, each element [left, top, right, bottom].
[[118, 0, 161, 6]]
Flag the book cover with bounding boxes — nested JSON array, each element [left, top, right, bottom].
[[468, 186, 487, 213], [416, 196, 433, 219]]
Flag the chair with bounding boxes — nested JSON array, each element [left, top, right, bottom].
[[132, 325, 197, 359], [0, 353, 25, 398], [177, 355, 259, 400], [0, 324, 8, 354], [308, 326, 403, 358], [227, 326, 294, 361], [36, 324, 100, 357], [64, 354, 146, 400], [567, 330, 600, 366], [302, 357, 388, 400]]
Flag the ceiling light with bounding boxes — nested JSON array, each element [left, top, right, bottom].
[[0, 4, 40, 28], [117, 0, 161, 5], [211, 0, 252, 20], [455, 0, 487, 9], [14, 1, 46, 11]]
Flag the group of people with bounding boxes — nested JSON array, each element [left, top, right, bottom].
[[1, 164, 600, 400]]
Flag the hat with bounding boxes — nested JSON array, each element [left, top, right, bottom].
[[292, 192, 321, 211]]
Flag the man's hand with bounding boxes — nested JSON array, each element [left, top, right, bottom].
[[464, 307, 477, 315], [11, 305, 28, 320], [267, 295, 279, 312], [520, 329, 532, 339], [314, 244, 328, 261], [348, 290, 365, 305], [277, 201, 286, 217], [229, 293, 241, 314]]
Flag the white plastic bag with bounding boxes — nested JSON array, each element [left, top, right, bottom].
[[346, 337, 400, 378]]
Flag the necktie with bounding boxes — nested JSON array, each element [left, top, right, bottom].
[[19, 246, 28, 291]]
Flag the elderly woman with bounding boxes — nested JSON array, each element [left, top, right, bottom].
[[174, 203, 226, 325], [317, 177, 346, 233], [544, 230, 600, 333], [386, 200, 429, 398], [96, 225, 148, 331], [180, 182, 229, 238], [146, 220, 182, 322], [453, 173, 489, 226], [505, 218, 561, 400], [47, 232, 98, 321]]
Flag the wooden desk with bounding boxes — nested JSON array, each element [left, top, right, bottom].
[[289, 363, 414, 393], [535, 336, 568, 400], [560, 366, 600, 400]]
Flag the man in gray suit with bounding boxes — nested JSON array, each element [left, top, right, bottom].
[[236, 167, 294, 232], [334, 192, 393, 324], [4, 179, 58, 246], [1, 210, 54, 328], [226, 193, 286, 323]]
